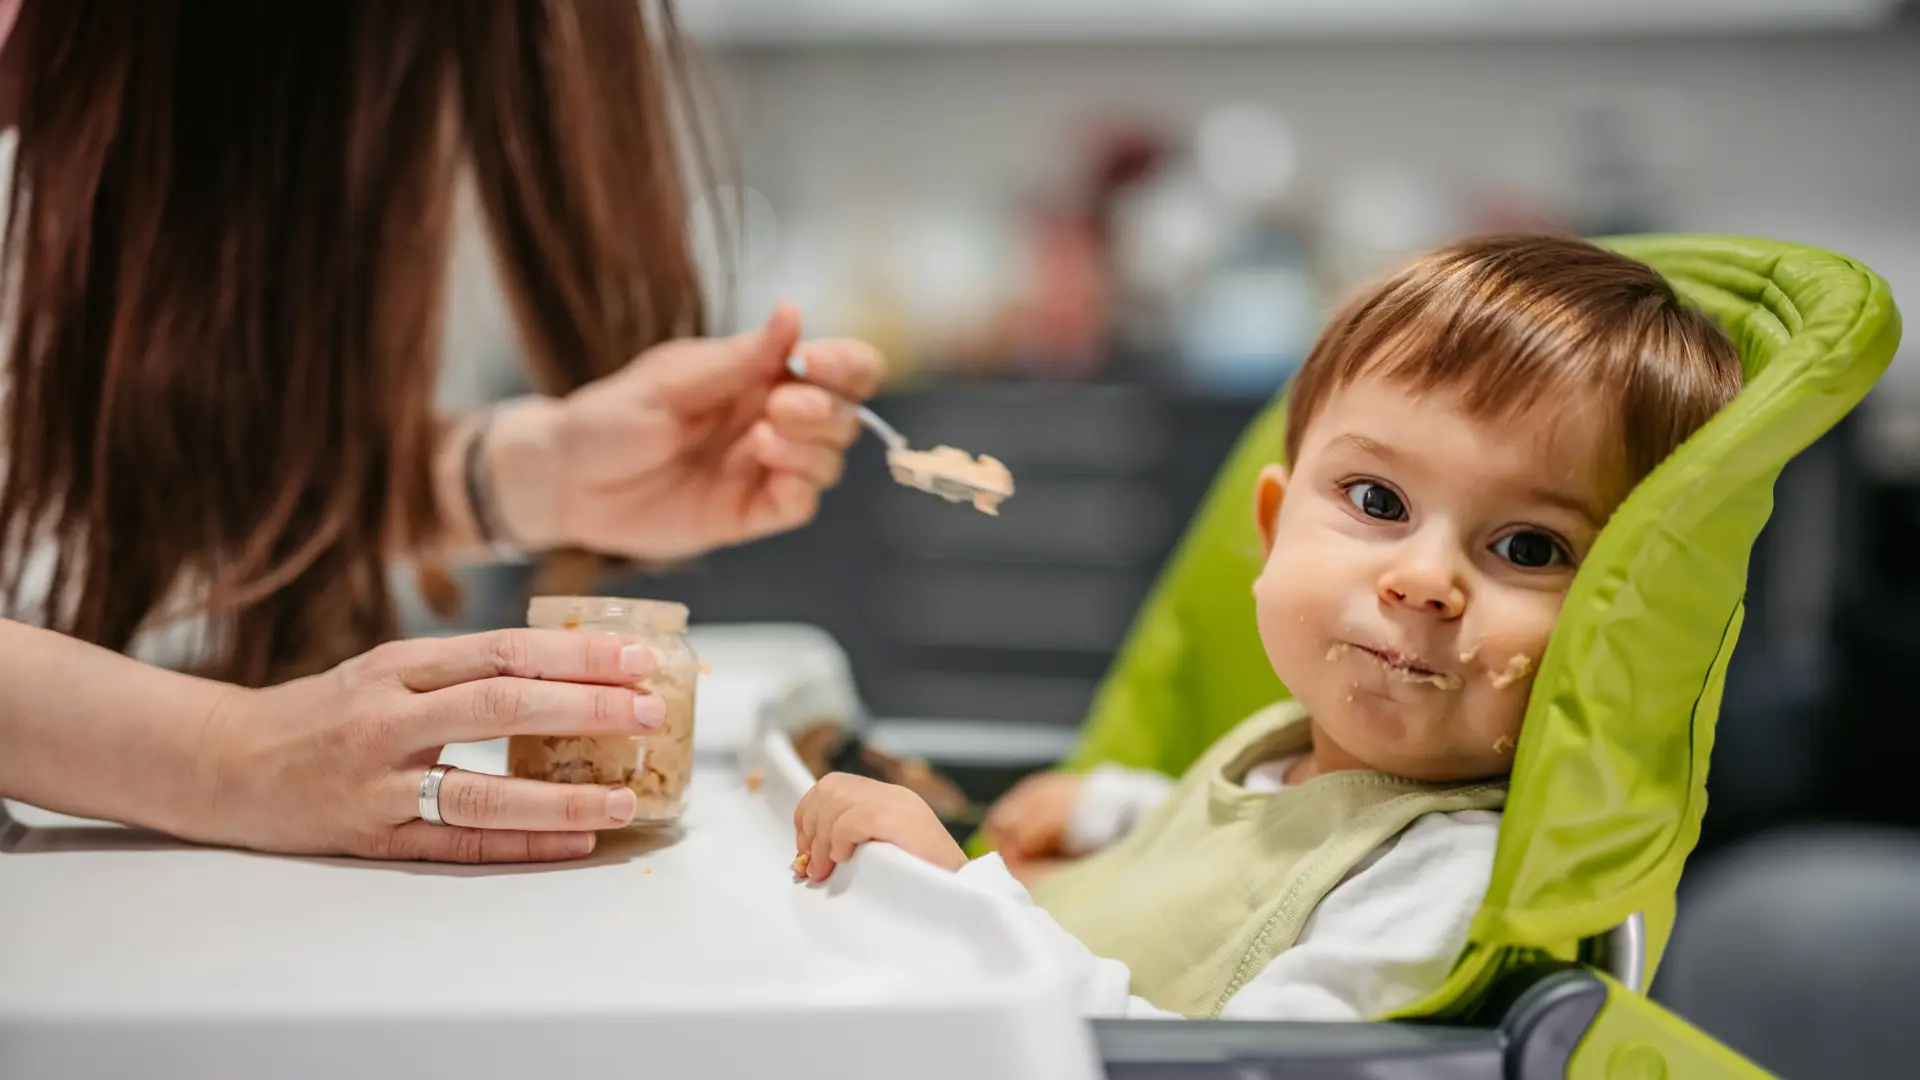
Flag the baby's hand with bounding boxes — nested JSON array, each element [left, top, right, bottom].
[[983, 769, 1085, 862], [793, 773, 967, 883]]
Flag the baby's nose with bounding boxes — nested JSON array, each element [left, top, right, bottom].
[[1378, 563, 1467, 618]]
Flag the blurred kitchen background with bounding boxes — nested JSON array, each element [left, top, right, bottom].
[[417, 3, 1920, 1073]]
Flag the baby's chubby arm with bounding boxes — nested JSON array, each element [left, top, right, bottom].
[[792, 773, 967, 882]]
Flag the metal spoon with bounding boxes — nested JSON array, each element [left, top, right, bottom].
[[785, 353, 1013, 512]]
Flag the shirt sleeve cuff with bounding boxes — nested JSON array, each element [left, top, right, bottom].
[[1063, 764, 1176, 856]]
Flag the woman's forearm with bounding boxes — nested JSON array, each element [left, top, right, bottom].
[[425, 397, 566, 562], [0, 618, 235, 836]]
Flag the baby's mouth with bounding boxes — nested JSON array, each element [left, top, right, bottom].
[[1340, 643, 1465, 691]]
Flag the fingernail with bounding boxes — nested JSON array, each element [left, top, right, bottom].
[[564, 833, 595, 858], [620, 644, 654, 677], [634, 693, 666, 728], [606, 787, 637, 824]]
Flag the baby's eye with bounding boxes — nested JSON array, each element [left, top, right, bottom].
[[1494, 531, 1567, 569], [1344, 481, 1406, 522]]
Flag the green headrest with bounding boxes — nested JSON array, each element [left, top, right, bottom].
[[1045, 235, 1900, 1009], [1479, 236, 1898, 953]]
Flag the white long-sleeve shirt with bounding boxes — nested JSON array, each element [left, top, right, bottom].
[[954, 760, 1502, 1020]]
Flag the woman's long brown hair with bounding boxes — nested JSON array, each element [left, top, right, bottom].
[[0, 1, 711, 685]]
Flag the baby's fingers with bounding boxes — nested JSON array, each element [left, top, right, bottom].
[[807, 819, 839, 882], [792, 803, 814, 861], [1016, 818, 1061, 859], [796, 796, 847, 882], [821, 805, 890, 880], [985, 809, 1034, 856], [793, 782, 832, 856], [983, 800, 1018, 841], [829, 811, 871, 865], [984, 781, 1043, 838]]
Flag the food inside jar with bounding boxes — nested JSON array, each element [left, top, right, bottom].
[[507, 648, 698, 823]]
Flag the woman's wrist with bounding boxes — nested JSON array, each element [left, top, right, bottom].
[[160, 679, 253, 843], [482, 396, 568, 554], [0, 619, 241, 840], [470, 397, 564, 553], [430, 396, 567, 560]]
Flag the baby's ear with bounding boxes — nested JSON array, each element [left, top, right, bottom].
[[1254, 465, 1289, 555]]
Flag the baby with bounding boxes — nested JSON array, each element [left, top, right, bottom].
[[793, 234, 1743, 1020]]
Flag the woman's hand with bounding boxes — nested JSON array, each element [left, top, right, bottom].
[[792, 773, 968, 882], [982, 769, 1086, 863], [492, 303, 884, 561], [193, 629, 667, 863]]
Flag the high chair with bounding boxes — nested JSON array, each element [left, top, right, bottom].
[[992, 236, 1903, 1078]]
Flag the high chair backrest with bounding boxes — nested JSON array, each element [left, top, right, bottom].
[[1050, 235, 1901, 1016]]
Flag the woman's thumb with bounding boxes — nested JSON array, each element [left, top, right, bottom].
[[730, 302, 803, 375], [647, 302, 803, 410]]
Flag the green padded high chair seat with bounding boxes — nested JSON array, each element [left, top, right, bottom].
[[1032, 235, 1901, 1079]]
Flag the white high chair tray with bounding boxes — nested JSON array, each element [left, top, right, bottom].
[[0, 668, 1096, 1080]]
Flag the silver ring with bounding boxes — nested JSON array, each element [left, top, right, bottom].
[[418, 764, 455, 826]]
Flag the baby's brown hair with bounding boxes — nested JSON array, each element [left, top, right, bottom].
[[1285, 235, 1743, 496]]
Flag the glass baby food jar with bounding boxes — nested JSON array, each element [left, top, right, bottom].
[[508, 596, 699, 826]]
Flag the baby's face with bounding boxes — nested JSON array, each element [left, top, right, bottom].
[[1253, 377, 1621, 782]]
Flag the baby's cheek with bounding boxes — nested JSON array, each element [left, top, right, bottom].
[[1251, 571, 1289, 652], [1464, 591, 1561, 681], [1253, 564, 1325, 687], [1459, 600, 1560, 756]]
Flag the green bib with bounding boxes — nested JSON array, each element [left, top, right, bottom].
[[1032, 702, 1508, 1017]]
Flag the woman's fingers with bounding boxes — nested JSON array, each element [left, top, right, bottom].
[[644, 303, 802, 412], [371, 629, 653, 694], [792, 337, 884, 401], [753, 423, 845, 489], [744, 467, 823, 541], [765, 383, 860, 448], [402, 676, 663, 751], [380, 820, 598, 864], [423, 770, 639, 831]]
